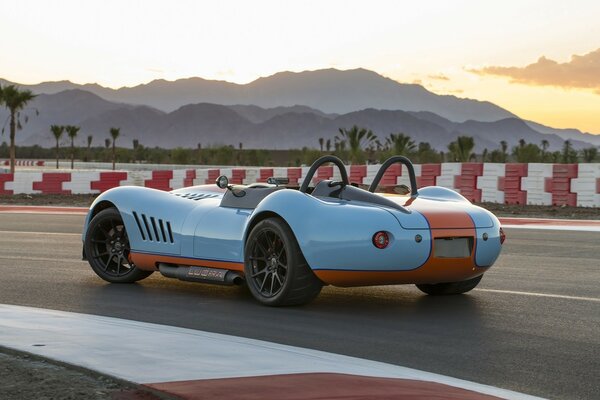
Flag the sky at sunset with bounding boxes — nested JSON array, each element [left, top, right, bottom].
[[2, 0, 599, 132]]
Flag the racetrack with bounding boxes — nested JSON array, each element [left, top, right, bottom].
[[0, 213, 598, 400]]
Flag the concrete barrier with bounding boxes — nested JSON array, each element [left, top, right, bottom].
[[1, 163, 599, 207]]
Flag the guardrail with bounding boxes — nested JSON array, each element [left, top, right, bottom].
[[1, 163, 599, 207]]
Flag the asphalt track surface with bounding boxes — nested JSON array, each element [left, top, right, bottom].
[[0, 213, 598, 400]]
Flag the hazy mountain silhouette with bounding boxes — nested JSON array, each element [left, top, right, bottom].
[[2, 68, 516, 122], [9, 89, 594, 151]]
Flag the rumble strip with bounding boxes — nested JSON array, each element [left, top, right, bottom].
[[0, 304, 545, 400]]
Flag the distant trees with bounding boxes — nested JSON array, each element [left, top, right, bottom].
[[512, 139, 541, 163], [50, 125, 64, 169], [109, 127, 120, 170], [581, 147, 598, 163], [0, 85, 37, 173], [65, 125, 80, 169], [318, 137, 324, 152], [447, 136, 475, 162]]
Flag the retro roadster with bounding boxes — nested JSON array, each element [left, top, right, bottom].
[[82, 156, 504, 306]]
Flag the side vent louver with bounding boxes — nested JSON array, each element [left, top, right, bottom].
[[132, 211, 174, 244]]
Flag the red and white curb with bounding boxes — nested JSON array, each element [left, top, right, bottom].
[[1, 205, 599, 232], [0, 304, 543, 400]]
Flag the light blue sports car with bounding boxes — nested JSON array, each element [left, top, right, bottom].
[[82, 156, 504, 306]]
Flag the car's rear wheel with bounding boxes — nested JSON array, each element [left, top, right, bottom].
[[245, 217, 322, 306], [416, 275, 483, 295], [84, 208, 153, 283]]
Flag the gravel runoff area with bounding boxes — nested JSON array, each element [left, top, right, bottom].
[[1, 193, 599, 219], [0, 347, 173, 400]]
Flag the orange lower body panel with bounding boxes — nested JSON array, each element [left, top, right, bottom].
[[130, 252, 244, 272], [314, 228, 481, 287]]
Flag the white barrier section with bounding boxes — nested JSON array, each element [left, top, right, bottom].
[[170, 170, 188, 190], [64, 172, 100, 194], [521, 164, 553, 205], [436, 163, 461, 190], [272, 167, 288, 179], [572, 164, 600, 207], [243, 168, 260, 185], [122, 170, 152, 187], [478, 163, 505, 203], [397, 164, 422, 188], [193, 169, 210, 185], [363, 164, 380, 186], [5, 172, 43, 194]]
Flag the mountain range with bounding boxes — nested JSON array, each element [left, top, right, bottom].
[[1, 68, 598, 151]]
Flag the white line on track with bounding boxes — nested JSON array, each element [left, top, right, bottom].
[[0, 230, 80, 236], [475, 288, 600, 303], [502, 225, 600, 232], [0, 304, 545, 400]]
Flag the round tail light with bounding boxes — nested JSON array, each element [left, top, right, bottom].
[[499, 227, 506, 245], [373, 231, 389, 249]]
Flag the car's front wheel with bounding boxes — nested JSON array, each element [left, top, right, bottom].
[[244, 217, 322, 306], [416, 275, 483, 295], [84, 207, 153, 283]]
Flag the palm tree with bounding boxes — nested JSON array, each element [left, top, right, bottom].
[[65, 125, 80, 169], [0, 85, 37, 173], [86, 135, 93, 162], [500, 140, 508, 162], [109, 127, 120, 170], [335, 125, 376, 163], [50, 125, 64, 169], [386, 133, 416, 155], [540, 139, 549, 161], [325, 139, 331, 152], [318, 137, 324, 152], [448, 135, 475, 162]]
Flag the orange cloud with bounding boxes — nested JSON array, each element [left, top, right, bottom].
[[428, 74, 449, 81], [470, 48, 600, 94]]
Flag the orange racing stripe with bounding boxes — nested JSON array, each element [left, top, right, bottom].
[[130, 252, 244, 272]]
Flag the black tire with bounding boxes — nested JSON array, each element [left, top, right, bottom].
[[416, 275, 483, 295], [245, 217, 322, 306], [84, 207, 153, 283]]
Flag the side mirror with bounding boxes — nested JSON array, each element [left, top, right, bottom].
[[216, 175, 229, 189]]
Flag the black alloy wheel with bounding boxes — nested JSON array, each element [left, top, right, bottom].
[[245, 218, 322, 306], [85, 208, 152, 283]]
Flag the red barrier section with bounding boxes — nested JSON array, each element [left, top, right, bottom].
[[597, 178, 600, 194], [36, 161, 45, 166], [499, 164, 527, 205], [313, 166, 333, 184], [144, 171, 173, 191], [380, 164, 402, 187], [418, 164, 441, 188], [258, 169, 273, 183], [544, 164, 578, 206], [205, 169, 220, 184], [349, 165, 367, 185], [230, 169, 246, 184], [32, 173, 71, 194], [454, 163, 483, 202], [183, 170, 196, 187], [287, 168, 302, 185], [91, 172, 128, 193], [0, 173, 14, 195]]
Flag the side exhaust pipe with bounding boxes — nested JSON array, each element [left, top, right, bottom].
[[158, 263, 244, 286]]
